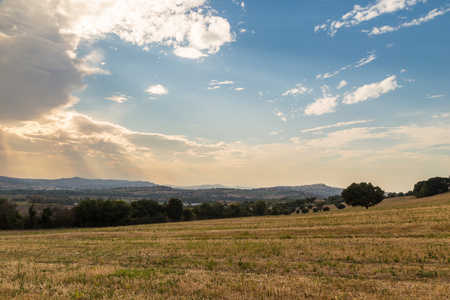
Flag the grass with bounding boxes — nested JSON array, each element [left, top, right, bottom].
[[0, 193, 449, 299]]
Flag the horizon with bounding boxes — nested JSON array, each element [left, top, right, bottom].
[[1, 0, 449, 192]]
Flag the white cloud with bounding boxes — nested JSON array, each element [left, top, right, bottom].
[[433, 113, 449, 119], [207, 86, 221, 90], [209, 80, 234, 85], [106, 94, 130, 104], [304, 86, 339, 116], [282, 84, 313, 96], [337, 80, 347, 89], [316, 0, 428, 36], [174, 47, 208, 59], [343, 75, 399, 105], [369, 7, 450, 35], [275, 111, 287, 122], [301, 120, 371, 133], [426, 94, 446, 99], [355, 52, 377, 68], [234, 87, 245, 91], [317, 52, 376, 80], [0, 0, 234, 122], [145, 84, 169, 96]]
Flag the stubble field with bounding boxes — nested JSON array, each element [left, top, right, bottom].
[[0, 194, 449, 299]]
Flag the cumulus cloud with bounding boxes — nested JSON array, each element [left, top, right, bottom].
[[145, 84, 169, 96], [343, 75, 399, 105], [0, 110, 225, 179], [106, 94, 130, 104], [304, 86, 339, 116], [315, 0, 428, 35], [282, 84, 313, 96], [337, 80, 347, 89], [275, 111, 287, 122], [0, 0, 234, 122]]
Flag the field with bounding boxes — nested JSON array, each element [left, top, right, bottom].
[[1, 194, 449, 299]]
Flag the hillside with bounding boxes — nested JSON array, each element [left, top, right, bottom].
[[0, 176, 342, 201], [0, 176, 158, 190]]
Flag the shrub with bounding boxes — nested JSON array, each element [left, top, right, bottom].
[[313, 207, 320, 212], [336, 203, 346, 209], [323, 207, 330, 211], [301, 208, 309, 214]]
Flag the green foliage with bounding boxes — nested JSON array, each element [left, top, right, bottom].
[[413, 177, 450, 198], [182, 209, 194, 221], [335, 203, 346, 210], [341, 182, 384, 209], [253, 200, 267, 216], [323, 207, 330, 211], [313, 207, 320, 212], [301, 208, 309, 214], [0, 198, 22, 229], [166, 198, 183, 222]]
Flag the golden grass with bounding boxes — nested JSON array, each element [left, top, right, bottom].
[[1, 193, 449, 299]]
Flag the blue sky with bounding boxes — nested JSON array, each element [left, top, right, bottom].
[[0, 0, 449, 191]]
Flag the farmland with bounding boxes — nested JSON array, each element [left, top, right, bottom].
[[1, 194, 449, 299]]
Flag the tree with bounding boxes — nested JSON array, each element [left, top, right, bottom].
[[413, 177, 450, 198], [166, 198, 183, 222], [341, 182, 384, 209], [0, 198, 22, 229], [253, 200, 267, 216]]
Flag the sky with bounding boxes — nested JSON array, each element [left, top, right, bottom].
[[0, 0, 449, 192]]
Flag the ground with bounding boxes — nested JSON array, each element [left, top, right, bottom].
[[0, 194, 449, 299]]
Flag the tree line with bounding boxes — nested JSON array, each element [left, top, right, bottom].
[[0, 197, 325, 230]]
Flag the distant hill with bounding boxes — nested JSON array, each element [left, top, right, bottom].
[[0, 176, 342, 201], [171, 184, 253, 190], [0, 176, 158, 190]]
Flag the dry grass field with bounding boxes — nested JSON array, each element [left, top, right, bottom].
[[1, 194, 449, 299]]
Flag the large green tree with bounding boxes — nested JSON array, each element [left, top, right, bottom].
[[166, 198, 183, 222], [413, 177, 450, 198], [341, 182, 384, 209]]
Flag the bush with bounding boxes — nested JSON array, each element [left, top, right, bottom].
[[336, 203, 346, 209], [313, 207, 320, 212], [301, 208, 309, 214], [323, 207, 330, 211]]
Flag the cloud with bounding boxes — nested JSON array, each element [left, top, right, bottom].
[[106, 94, 130, 104], [432, 113, 449, 119], [355, 52, 377, 68], [317, 52, 376, 80], [210, 80, 235, 85], [174, 47, 208, 59], [301, 120, 371, 133], [369, 7, 450, 35], [426, 94, 446, 99], [282, 84, 313, 96], [234, 87, 245, 91], [275, 111, 287, 122], [0, 0, 234, 122], [316, 0, 428, 36], [0, 110, 225, 179], [304, 86, 338, 116], [208, 80, 235, 90], [145, 84, 169, 96], [337, 80, 347, 89], [343, 75, 399, 105]]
